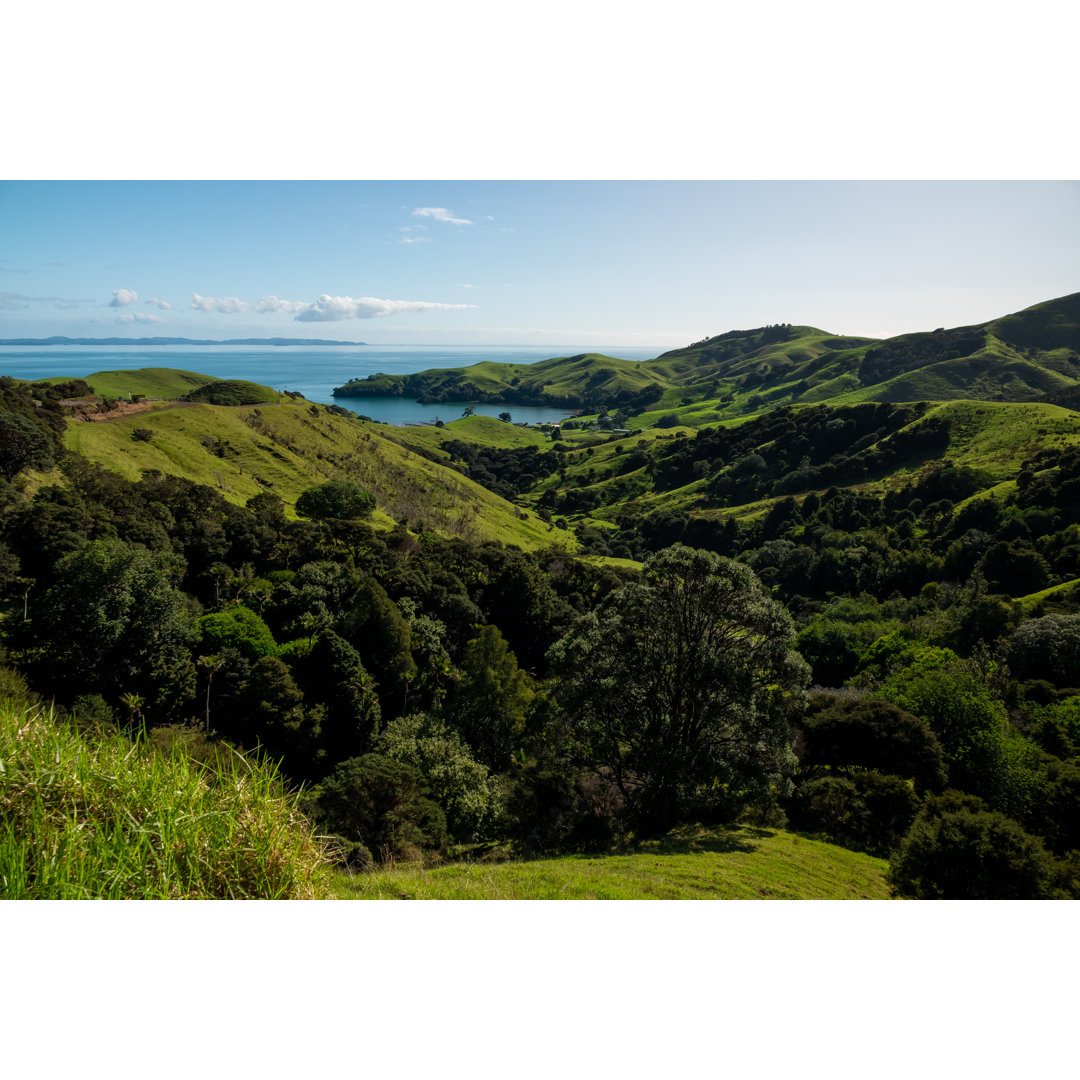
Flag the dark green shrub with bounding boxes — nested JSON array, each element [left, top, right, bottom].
[[0, 410, 53, 479], [1029, 695, 1080, 758], [1023, 758, 1080, 855], [324, 835, 373, 871], [376, 713, 499, 842], [502, 763, 579, 851], [316, 754, 447, 864], [295, 480, 377, 521], [787, 770, 919, 855], [0, 665, 34, 703], [199, 605, 279, 660], [888, 794, 1057, 899], [1009, 614, 1080, 686], [184, 380, 280, 406], [879, 665, 1042, 816], [70, 693, 115, 729], [797, 695, 947, 794]]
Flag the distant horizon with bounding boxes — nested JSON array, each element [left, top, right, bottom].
[[0, 337, 677, 351]]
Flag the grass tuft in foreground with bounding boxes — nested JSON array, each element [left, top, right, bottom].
[[0, 701, 334, 899], [334, 823, 891, 900]]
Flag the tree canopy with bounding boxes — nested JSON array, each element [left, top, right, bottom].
[[547, 545, 809, 827], [295, 480, 377, 522]]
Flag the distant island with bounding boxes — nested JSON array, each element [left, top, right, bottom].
[[0, 337, 367, 347]]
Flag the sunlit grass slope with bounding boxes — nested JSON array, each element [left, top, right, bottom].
[[925, 400, 1080, 477], [535, 400, 1080, 530], [42, 367, 224, 399], [393, 414, 552, 458], [0, 701, 334, 899], [65, 400, 573, 551], [334, 824, 891, 900], [332, 295, 1080, 432], [335, 353, 673, 407]]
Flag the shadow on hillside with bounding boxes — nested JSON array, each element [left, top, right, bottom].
[[629, 825, 773, 857], [449, 825, 773, 865]]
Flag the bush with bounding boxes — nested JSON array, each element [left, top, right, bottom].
[[199, 605, 279, 660], [315, 754, 447, 864], [0, 410, 53, 479], [879, 665, 1041, 816], [376, 713, 500, 841], [797, 695, 946, 794], [295, 480, 377, 522], [1009, 614, 1080, 686], [786, 770, 919, 855], [501, 764, 579, 852], [1029, 695, 1080, 758], [184, 380, 280, 406], [888, 794, 1057, 899], [0, 665, 34, 704]]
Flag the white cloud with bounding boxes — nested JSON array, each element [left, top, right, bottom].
[[457, 283, 476, 289], [145, 296, 172, 310], [190, 290, 477, 321], [191, 292, 252, 313], [399, 235, 432, 244], [254, 295, 309, 313], [116, 312, 163, 324], [296, 295, 478, 322], [412, 206, 473, 226], [110, 288, 138, 307]]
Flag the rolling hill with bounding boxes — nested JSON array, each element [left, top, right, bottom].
[[333, 293, 1080, 427], [59, 373, 574, 552]]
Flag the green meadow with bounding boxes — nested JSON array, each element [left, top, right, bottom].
[[334, 824, 891, 900]]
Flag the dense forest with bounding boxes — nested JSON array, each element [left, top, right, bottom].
[[4, 293, 1080, 899]]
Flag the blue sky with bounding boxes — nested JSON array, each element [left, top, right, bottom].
[[2, 180, 1077, 348]]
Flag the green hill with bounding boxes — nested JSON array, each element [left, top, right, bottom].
[[335, 352, 674, 412], [534, 398, 1080, 520], [337, 294, 1080, 432], [393, 413, 552, 454], [64, 398, 573, 551], [41, 367, 224, 400], [334, 822, 891, 899], [654, 293, 1080, 421]]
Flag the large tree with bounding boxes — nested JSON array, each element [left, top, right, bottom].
[[547, 545, 809, 827], [33, 538, 198, 716]]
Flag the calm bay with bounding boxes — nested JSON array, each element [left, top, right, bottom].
[[0, 343, 665, 426]]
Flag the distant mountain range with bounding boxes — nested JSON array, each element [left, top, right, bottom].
[[0, 337, 367, 347]]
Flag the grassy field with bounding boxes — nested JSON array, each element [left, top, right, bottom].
[[64, 399, 572, 551], [392, 413, 552, 457], [42, 366, 224, 399], [333, 824, 891, 900]]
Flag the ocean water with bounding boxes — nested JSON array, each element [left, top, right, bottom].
[[0, 343, 666, 426]]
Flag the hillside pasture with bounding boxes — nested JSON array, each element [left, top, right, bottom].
[[334, 824, 891, 900]]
